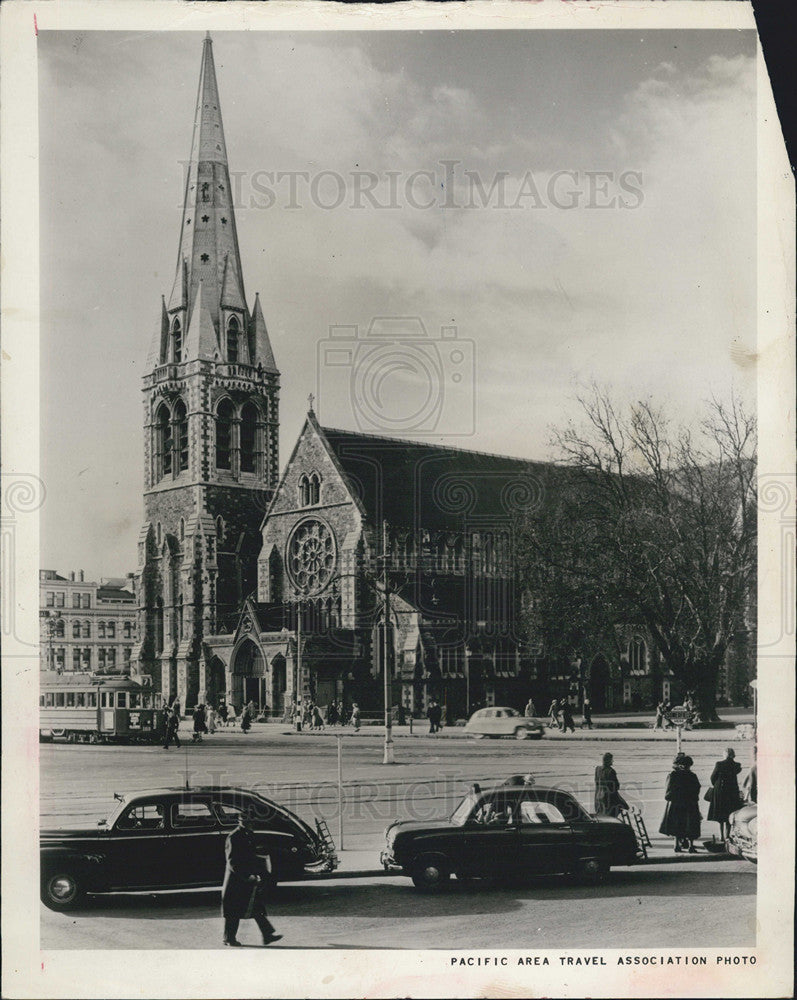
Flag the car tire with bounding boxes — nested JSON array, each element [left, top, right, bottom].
[[411, 855, 450, 891], [514, 727, 531, 740], [41, 870, 86, 911], [573, 857, 609, 883]]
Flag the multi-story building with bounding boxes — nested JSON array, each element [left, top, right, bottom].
[[39, 570, 138, 675]]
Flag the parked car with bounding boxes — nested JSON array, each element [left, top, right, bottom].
[[40, 786, 338, 911], [381, 780, 640, 889], [463, 707, 545, 740], [726, 803, 757, 864]]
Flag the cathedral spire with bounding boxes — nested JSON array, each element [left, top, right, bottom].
[[169, 33, 247, 337]]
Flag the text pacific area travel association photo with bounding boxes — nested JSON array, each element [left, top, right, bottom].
[[449, 954, 758, 967]]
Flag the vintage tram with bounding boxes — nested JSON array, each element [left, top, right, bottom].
[[40, 672, 165, 744]]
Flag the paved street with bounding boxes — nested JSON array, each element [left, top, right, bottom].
[[40, 724, 756, 950]]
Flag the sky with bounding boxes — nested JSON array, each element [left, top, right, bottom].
[[38, 28, 757, 580]]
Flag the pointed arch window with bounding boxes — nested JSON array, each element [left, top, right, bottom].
[[155, 402, 172, 479], [82, 620, 90, 639], [240, 402, 258, 474], [173, 398, 189, 473], [216, 515, 225, 540], [216, 399, 234, 470], [309, 472, 321, 505], [299, 474, 311, 507], [172, 319, 182, 363], [72, 620, 81, 639], [227, 317, 239, 364]]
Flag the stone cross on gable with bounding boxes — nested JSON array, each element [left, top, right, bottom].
[[308, 393, 315, 413]]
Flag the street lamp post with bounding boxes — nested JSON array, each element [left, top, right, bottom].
[[382, 520, 394, 765]]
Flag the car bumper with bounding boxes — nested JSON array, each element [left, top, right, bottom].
[[380, 850, 402, 872]]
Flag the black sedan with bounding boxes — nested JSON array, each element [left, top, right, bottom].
[[40, 786, 338, 911], [381, 781, 640, 889]]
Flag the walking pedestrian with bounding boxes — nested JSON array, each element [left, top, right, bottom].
[[581, 698, 593, 729], [594, 752, 628, 817], [659, 753, 702, 853], [192, 703, 206, 742], [560, 700, 575, 734], [326, 700, 339, 726], [350, 702, 361, 731], [241, 705, 252, 734], [524, 698, 537, 718], [217, 700, 228, 726], [654, 700, 665, 729], [706, 748, 743, 842], [548, 698, 560, 729], [206, 705, 217, 734], [313, 703, 325, 730], [221, 809, 281, 948], [742, 751, 757, 803], [162, 707, 181, 749], [427, 699, 438, 734]]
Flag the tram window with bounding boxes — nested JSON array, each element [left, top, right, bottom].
[[66, 693, 75, 707], [116, 692, 127, 708], [76, 692, 86, 707], [55, 693, 65, 707], [172, 801, 216, 828], [87, 692, 97, 708], [101, 692, 111, 708], [39, 695, 45, 707], [45, 692, 54, 707], [142, 693, 153, 709], [129, 692, 142, 709]]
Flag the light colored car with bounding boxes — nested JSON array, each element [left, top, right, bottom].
[[464, 707, 545, 740], [726, 803, 757, 864]]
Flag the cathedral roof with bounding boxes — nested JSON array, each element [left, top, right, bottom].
[[317, 424, 554, 531]]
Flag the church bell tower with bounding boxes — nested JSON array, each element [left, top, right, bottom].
[[133, 34, 280, 706]]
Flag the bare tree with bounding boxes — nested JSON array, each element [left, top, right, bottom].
[[518, 386, 756, 720]]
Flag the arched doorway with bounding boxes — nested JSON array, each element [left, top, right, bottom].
[[589, 654, 612, 711], [271, 653, 287, 717], [207, 656, 227, 709], [230, 637, 267, 710]]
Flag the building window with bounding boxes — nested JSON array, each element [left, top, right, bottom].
[[108, 648, 116, 669], [98, 621, 106, 639], [98, 648, 106, 670], [73, 648, 81, 670], [309, 472, 320, 505], [179, 518, 185, 542], [81, 593, 91, 609], [56, 592, 65, 608], [155, 402, 172, 479], [172, 319, 182, 363], [216, 515, 225, 540], [227, 317, 239, 364], [299, 474, 310, 507], [215, 399, 233, 470], [155, 598, 164, 655], [123, 621, 133, 640], [72, 621, 81, 639], [46, 592, 54, 607], [82, 621, 90, 638], [54, 618, 65, 638], [628, 636, 647, 674], [107, 621, 116, 639], [240, 402, 258, 474], [72, 593, 81, 608], [173, 398, 189, 473], [123, 647, 131, 663], [82, 648, 91, 668], [177, 594, 184, 641]]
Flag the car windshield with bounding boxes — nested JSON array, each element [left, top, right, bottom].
[[450, 793, 479, 827], [503, 708, 520, 717]]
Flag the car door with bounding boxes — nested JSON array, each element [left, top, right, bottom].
[[166, 796, 226, 887], [104, 799, 169, 889], [462, 792, 520, 877], [516, 794, 575, 875]]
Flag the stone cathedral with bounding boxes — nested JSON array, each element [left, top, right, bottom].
[[133, 36, 744, 719]]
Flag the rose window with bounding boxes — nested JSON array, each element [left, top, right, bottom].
[[286, 519, 337, 594]]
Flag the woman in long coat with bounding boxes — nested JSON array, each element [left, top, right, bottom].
[[594, 752, 629, 817], [659, 754, 702, 852], [707, 748, 742, 841]]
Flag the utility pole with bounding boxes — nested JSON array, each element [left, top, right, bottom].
[[382, 519, 394, 764], [295, 600, 302, 716]]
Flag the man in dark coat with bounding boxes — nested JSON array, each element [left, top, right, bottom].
[[162, 708, 180, 749], [560, 700, 575, 734], [594, 752, 628, 817], [221, 811, 281, 947], [707, 747, 743, 841], [659, 754, 702, 852]]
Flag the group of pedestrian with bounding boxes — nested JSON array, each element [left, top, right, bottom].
[[596, 746, 750, 854], [426, 699, 443, 734], [547, 698, 576, 733]]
